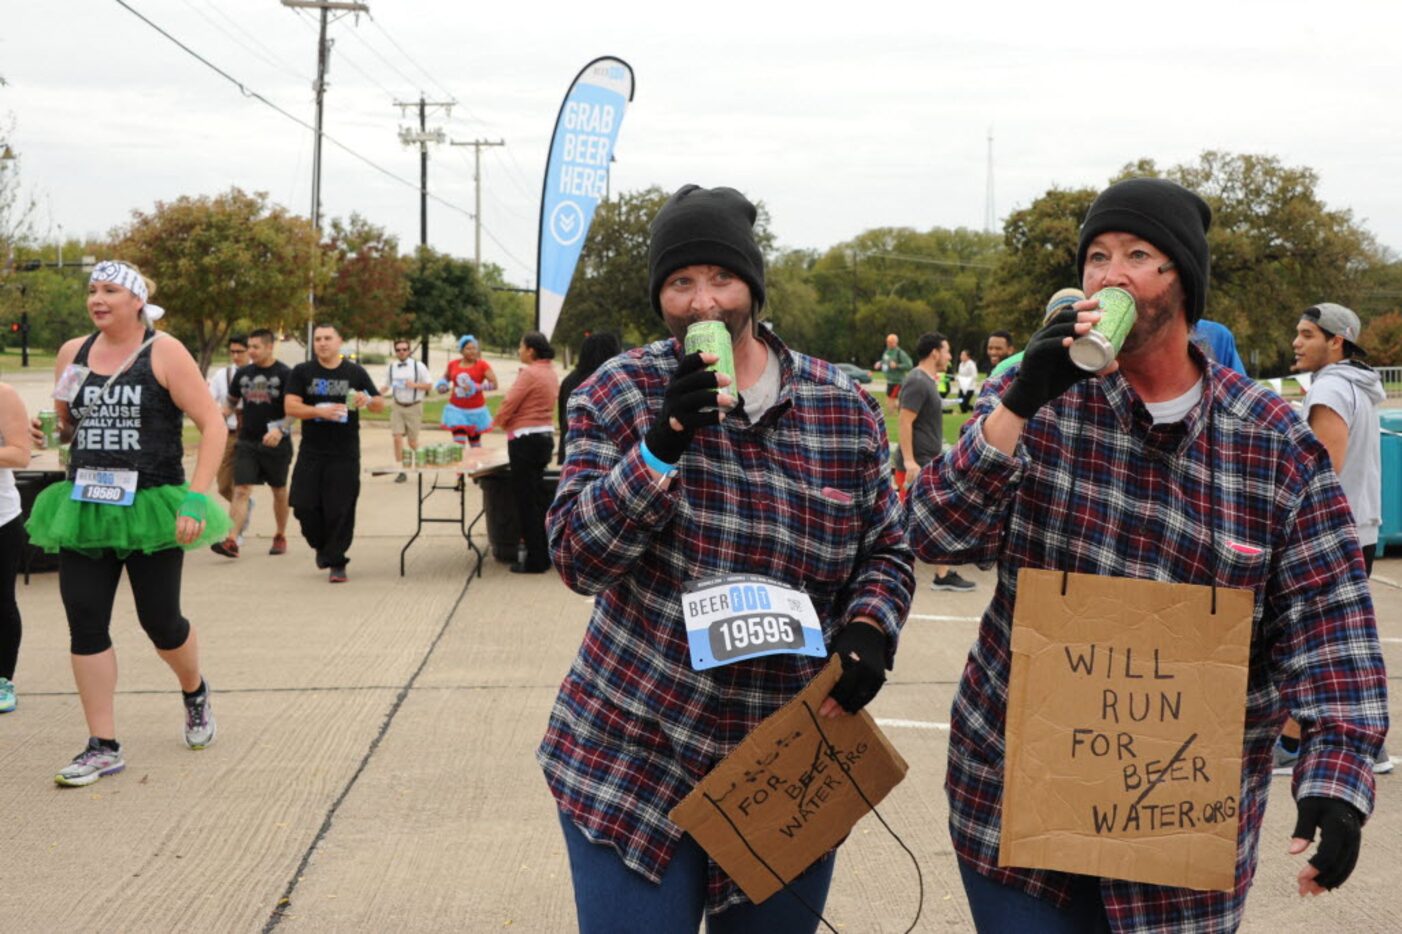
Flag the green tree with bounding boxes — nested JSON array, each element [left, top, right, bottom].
[[112, 187, 322, 372], [478, 262, 533, 353], [316, 214, 410, 341], [986, 153, 1383, 373], [1165, 152, 1379, 372], [554, 187, 670, 351], [1361, 311, 1402, 366], [554, 186, 779, 355], [983, 186, 1097, 348], [403, 247, 493, 352]]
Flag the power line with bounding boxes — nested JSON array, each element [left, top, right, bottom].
[[176, 0, 309, 83], [334, 14, 422, 92], [201, 0, 311, 82], [112, 0, 474, 224], [365, 13, 457, 105]]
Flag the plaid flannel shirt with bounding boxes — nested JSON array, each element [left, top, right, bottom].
[[539, 329, 914, 913], [908, 351, 1388, 933]]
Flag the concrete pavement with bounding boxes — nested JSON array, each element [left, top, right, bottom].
[[0, 399, 1398, 930]]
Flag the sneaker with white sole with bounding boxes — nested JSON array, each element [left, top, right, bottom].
[[932, 570, 976, 592], [55, 738, 125, 787], [0, 676, 15, 713], [184, 684, 216, 749], [1272, 737, 1299, 775]]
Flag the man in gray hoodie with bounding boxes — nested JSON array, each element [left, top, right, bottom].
[[1281, 301, 1392, 774], [1293, 302, 1386, 574]]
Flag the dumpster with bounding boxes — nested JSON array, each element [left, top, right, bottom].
[[1378, 411, 1402, 555]]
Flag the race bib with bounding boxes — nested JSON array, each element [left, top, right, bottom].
[[53, 364, 91, 403], [682, 574, 827, 671], [71, 468, 138, 507]]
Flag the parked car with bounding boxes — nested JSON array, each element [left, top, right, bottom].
[[835, 362, 873, 384]]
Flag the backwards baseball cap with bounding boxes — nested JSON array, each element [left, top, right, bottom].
[[1302, 302, 1366, 355], [648, 185, 765, 316], [1077, 177, 1213, 323]]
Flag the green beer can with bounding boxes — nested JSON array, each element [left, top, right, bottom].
[[683, 320, 735, 406], [1070, 287, 1137, 372], [38, 409, 57, 450], [402, 447, 414, 468]]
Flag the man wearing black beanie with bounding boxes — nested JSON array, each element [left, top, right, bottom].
[[540, 184, 913, 929], [908, 177, 1386, 930]]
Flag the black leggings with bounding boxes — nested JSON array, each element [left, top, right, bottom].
[[0, 514, 23, 679], [508, 433, 554, 570], [59, 548, 190, 655]]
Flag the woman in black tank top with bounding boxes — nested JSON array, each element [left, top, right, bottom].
[[25, 260, 232, 788]]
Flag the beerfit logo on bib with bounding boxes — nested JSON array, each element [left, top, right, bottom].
[[74, 383, 143, 452]]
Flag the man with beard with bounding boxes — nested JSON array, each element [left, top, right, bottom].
[[908, 178, 1387, 930], [539, 185, 913, 930]]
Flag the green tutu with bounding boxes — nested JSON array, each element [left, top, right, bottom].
[[25, 482, 232, 558]]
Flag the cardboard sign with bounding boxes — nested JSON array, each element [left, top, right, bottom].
[[670, 657, 909, 904], [999, 569, 1253, 892]]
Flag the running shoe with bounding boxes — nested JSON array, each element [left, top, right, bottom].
[[1376, 746, 1395, 774], [55, 738, 125, 787], [932, 571, 976, 592], [210, 538, 240, 558], [0, 677, 15, 713], [184, 684, 216, 750], [329, 566, 348, 583], [1272, 737, 1299, 775], [268, 534, 288, 556]]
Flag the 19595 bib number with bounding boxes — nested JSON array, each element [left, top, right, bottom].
[[710, 614, 802, 661]]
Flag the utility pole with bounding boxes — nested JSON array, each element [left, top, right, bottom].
[[282, 0, 368, 358], [396, 97, 451, 364], [396, 97, 453, 248], [450, 138, 504, 268]]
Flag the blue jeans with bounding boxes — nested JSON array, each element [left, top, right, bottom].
[[958, 860, 1111, 933], [557, 810, 836, 933]]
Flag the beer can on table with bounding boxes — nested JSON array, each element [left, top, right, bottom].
[[38, 409, 57, 449], [1070, 287, 1137, 372], [402, 447, 414, 468], [683, 321, 735, 402], [58, 444, 70, 468]]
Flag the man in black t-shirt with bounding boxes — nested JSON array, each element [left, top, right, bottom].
[[211, 328, 295, 559], [284, 323, 384, 582]]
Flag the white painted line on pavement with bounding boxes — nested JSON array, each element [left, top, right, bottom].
[[1371, 574, 1400, 590], [909, 614, 981, 623], [1380, 637, 1402, 644], [876, 718, 951, 731]]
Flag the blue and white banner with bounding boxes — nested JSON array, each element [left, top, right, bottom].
[[536, 56, 635, 340]]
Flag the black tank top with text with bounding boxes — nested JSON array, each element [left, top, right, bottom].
[[67, 330, 186, 489]]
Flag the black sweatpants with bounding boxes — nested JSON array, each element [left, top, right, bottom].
[[59, 547, 189, 656], [508, 434, 553, 571], [0, 514, 23, 679], [290, 450, 361, 568]]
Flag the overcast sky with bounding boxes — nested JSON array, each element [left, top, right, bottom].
[[5, 1, 1401, 288]]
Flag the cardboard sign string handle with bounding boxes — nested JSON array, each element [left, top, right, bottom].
[[699, 701, 924, 934]]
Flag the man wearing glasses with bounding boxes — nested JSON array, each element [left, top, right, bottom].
[[381, 340, 434, 482]]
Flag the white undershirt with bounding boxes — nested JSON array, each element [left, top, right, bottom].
[[1143, 378, 1204, 425], [738, 344, 782, 419]]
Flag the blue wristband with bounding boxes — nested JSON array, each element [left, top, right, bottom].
[[638, 440, 679, 477]]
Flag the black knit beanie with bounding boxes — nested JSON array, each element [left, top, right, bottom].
[[1076, 177, 1213, 323], [648, 185, 766, 316]]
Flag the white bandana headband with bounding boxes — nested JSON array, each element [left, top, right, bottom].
[[89, 261, 149, 305]]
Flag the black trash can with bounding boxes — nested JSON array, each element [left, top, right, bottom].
[[477, 467, 561, 563]]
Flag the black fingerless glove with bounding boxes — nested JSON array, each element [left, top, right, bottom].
[[1000, 308, 1097, 419], [643, 351, 723, 465], [1293, 796, 1364, 890], [828, 623, 889, 714]]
